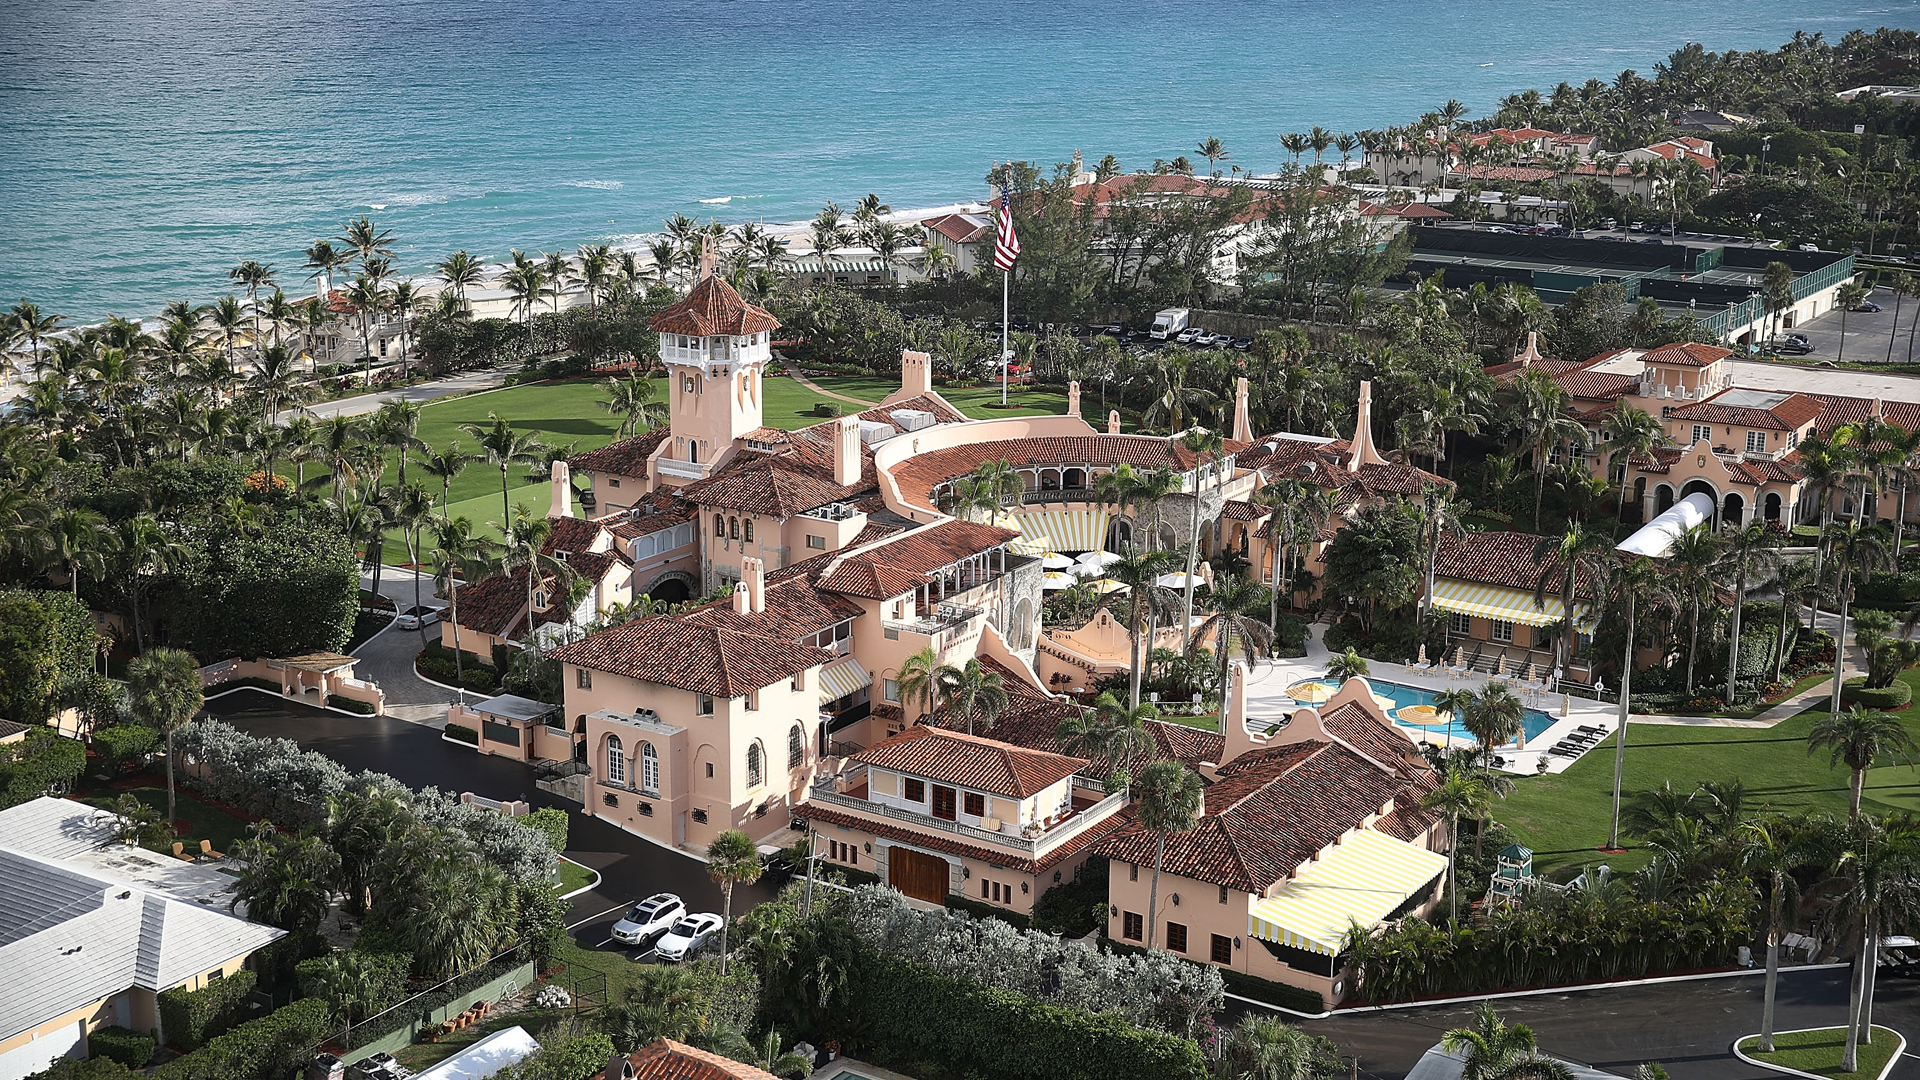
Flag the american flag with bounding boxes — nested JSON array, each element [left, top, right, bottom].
[[993, 187, 1020, 272]]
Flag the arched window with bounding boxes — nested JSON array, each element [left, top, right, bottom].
[[714, 514, 725, 537], [788, 725, 804, 769], [746, 743, 763, 787], [641, 742, 659, 792], [744, 518, 754, 542], [729, 517, 739, 539], [607, 735, 625, 785]]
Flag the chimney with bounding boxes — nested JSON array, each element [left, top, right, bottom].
[[731, 581, 750, 614], [1232, 377, 1251, 442], [834, 415, 860, 487], [742, 556, 766, 613], [1347, 380, 1387, 469], [549, 460, 573, 519], [900, 350, 932, 397], [1517, 331, 1543, 367], [1067, 380, 1081, 419], [1107, 410, 1121, 435]]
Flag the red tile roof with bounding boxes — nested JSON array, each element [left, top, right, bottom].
[[598, 1039, 781, 1080], [550, 616, 828, 695], [888, 435, 1244, 510], [1641, 342, 1732, 368], [797, 799, 1125, 875], [1667, 391, 1822, 431], [922, 213, 991, 245], [1318, 700, 1424, 774], [1093, 740, 1415, 893], [681, 458, 859, 515], [817, 520, 1020, 599], [649, 275, 780, 337], [571, 427, 670, 478], [1432, 530, 1598, 600], [853, 725, 1087, 798], [1556, 368, 1640, 402], [683, 575, 864, 640]]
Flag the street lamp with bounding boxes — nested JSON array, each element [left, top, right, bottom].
[[1760, 137, 1772, 174]]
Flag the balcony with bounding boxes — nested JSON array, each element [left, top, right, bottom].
[[1022, 488, 1100, 504], [805, 769, 1126, 860], [882, 602, 984, 638], [657, 456, 714, 482]]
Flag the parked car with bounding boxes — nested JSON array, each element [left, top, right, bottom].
[[1231, 337, 1253, 351], [394, 604, 444, 630], [1784, 332, 1811, 346], [1175, 327, 1203, 344], [1772, 339, 1814, 355], [611, 893, 686, 949], [1854, 300, 1884, 313], [653, 912, 725, 962], [1797, 242, 1820, 252], [1597, 217, 1618, 229]]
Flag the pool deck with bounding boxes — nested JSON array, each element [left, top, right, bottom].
[[1250, 625, 1624, 775]]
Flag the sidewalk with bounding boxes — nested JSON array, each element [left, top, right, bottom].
[[787, 371, 878, 407], [293, 362, 524, 422], [1632, 670, 1848, 729]]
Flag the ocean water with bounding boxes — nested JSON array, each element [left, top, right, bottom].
[[3, 0, 1919, 320]]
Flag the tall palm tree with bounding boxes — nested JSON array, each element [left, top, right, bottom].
[[1741, 817, 1815, 1053], [1774, 556, 1819, 684], [1196, 136, 1231, 178], [118, 514, 188, 654], [1601, 554, 1676, 850], [1530, 525, 1611, 676], [387, 281, 421, 380], [343, 275, 386, 387], [1464, 683, 1525, 769], [375, 399, 427, 491], [1423, 761, 1492, 923], [541, 250, 573, 314], [304, 240, 354, 314], [229, 260, 276, 353], [938, 658, 1008, 736], [394, 484, 437, 640], [706, 830, 763, 976], [338, 215, 397, 272], [1509, 367, 1586, 531], [1809, 706, 1915, 821], [1133, 759, 1204, 951], [495, 504, 567, 646], [127, 646, 204, 827], [461, 413, 548, 524], [32, 505, 118, 595], [1822, 521, 1893, 721], [1599, 402, 1671, 520], [437, 250, 487, 312], [1828, 815, 1920, 1069], [893, 646, 953, 721], [1107, 545, 1179, 709], [1835, 280, 1869, 365], [8, 301, 66, 373], [1055, 692, 1157, 787], [431, 516, 498, 699], [1667, 523, 1725, 695], [416, 439, 475, 522], [1720, 521, 1783, 706], [1175, 428, 1225, 651], [601, 373, 669, 439], [1191, 573, 1274, 731], [207, 294, 247, 390]]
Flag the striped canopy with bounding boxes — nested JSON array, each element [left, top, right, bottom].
[[787, 258, 889, 274], [1013, 508, 1110, 554], [1428, 578, 1594, 632], [817, 657, 870, 704], [1247, 830, 1450, 956]]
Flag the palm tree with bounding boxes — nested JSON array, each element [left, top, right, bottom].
[[228, 260, 276, 354], [338, 215, 397, 272], [375, 398, 428, 491], [893, 646, 952, 721], [1424, 761, 1493, 923], [118, 514, 188, 654], [1133, 759, 1204, 950], [1108, 545, 1179, 709], [417, 439, 475, 522], [32, 505, 118, 595], [1192, 573, 1274, 730], [1055, 692, 1157, 787], [229, 823, 339, 933], [343, 275, 386, 387], [432, 516, 497, 697], [400, 852, 515, 979], [1509, 367, 1587, 530], [1464, 683, 1525, 768], [437, 251, 487, 313], [495, 505, 567, 646], [1196, 137, 1231, 178], [1599, 402, 1671, 519], [938, 658, 1008, 736], [1215, 1015, 1336, 1080], [1175, 428, 1225, 651], [1741, 817, 1815, 1053], [461, 413, 548, 523], [601, 373, 669, 439], [1822, 520, 1893, 721], [1809, 706, 1916, 820], [8, 301, 66, 373], [541, 251, 573, 314], [394, 484, 436, 640], [706, 830, 763, 976], [127, 646, 204, 828], [1441, 1003, 1575, 1080], [1720, 521, 1783, 706], [1774, 556, 1819, 683], [1326, 647, 1369, 682], [1530, 526, 1611, 676], [744, 1030, 814, 1079], [304, 240, 354, 314], [387, 281, 420, 380], [248, 344, 301, 424], [1602, 554, 1677, 850], [207, 294, 247, 389], [1667, 523, 1725, 695]]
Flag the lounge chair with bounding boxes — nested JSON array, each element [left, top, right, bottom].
[[170, 842, 194, 862], [199, 839, 223, 859]]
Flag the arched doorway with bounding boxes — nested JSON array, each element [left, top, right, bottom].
[[1632, 477, 1647, 520], [1723, 492, 1745, 528], [1765, 492, 1782, 522], [1681, 480, 1718, 526], [1655, 484, 1675, 514], [643, 571, 695, 604]]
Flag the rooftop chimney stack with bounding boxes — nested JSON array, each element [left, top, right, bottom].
[[1232, 377, 1251, 442], [834, 415, 861, 487], [1348, 380, 1387, 469], [742, 556, 766, 613], [1067, 380, 1081, 420], [900, 350, 932, 398], [549, 460, 573, 519], [1108, 410, 1121, 435], [731, 581, 750, 613]]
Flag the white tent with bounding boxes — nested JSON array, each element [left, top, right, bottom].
[[414, 1026, 541, 1080], [1616, 492, 1716, 558]]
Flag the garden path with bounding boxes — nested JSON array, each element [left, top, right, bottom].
[[787, 371, 879, 406]]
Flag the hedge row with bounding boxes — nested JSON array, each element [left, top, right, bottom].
[[152, 997, 330, 1080], [834, 946, 1207, 1080], [87, 1027, 154, 1068], [0, 730, 88, 810], [415, 650, 500, 693], [326, 695, 377, 715], [157, 969, 257, 1051], [92, 724, 158, 774], [1218, 967, 1325, 1015], [444, 724, 479, 745], [1843, 677, 1914, 710], [204, 676, 283, 696]]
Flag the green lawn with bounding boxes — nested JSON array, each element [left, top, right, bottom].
[[1737, 1027, 1903, 1079], [547, 935, 651, 1006], [75, 781, 254, 855], [392, 1008, 569, 1072], [553, 857, 597, 897], [1497, 668, 1920, 878]]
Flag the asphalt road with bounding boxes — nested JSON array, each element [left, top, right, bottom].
[[202, 695, 781, 933], [1301, 966, 1914, 1080]]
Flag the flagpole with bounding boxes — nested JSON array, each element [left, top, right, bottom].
[[1001, 267, 1010, 407]]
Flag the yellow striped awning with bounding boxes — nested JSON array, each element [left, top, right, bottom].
[[1012, 508, 1109, 554], [1428, 578, 1594, 631], [1248, 830, 1449, 956], [818, 657, 870, 704]]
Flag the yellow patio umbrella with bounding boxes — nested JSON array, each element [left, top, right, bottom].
[[1083, 577, 1127, 595], [1286, 680, 1334, 703], [1395, 704, 1452, 726]]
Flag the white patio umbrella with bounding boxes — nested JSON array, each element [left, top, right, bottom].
[[1075, 550, 1121, 572], [1082, 578, 1127, 595], [1156, 572, 1205, 590], [1042, 571, 1075, 590], [1041, 552, 1076, 569]]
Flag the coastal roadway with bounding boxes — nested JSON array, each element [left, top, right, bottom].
[[201, 693, 780, 949]]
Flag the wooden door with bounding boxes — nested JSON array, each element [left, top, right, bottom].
[[888, 847, 949, 904]]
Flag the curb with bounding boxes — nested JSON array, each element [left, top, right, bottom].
[[555, 856, 602, 901], [442, 733, 481, 748], [1731, 1026, 1905, 1080], [203, 684, 387, 719]]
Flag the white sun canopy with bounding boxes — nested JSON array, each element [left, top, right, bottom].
[[1616, 492, 1716, 558]]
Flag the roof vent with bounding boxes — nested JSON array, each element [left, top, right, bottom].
[[890, 408, 936, 432], [859, 420, 896, 445]]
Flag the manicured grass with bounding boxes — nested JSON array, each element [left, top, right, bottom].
[[1497, 668, 1920, 878], [1737, 1026, 1902, 1078], [548, 934, 651, 1006], [391, 1008, 568, 1072], [553, 857, 597, 896], [75, 782, 254, 854], [1161, 712, 1221, 732], [760, 374, 864, 428], [1657, 670, 1831, 719]]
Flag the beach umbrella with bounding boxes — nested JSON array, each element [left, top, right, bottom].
[[1041, 552, 1076, 569], [1287, 680, 1333, 703], [1042, 571, 1074, 590], [1083, 578, 1127, 595], [1156, 572, 1204, 590]]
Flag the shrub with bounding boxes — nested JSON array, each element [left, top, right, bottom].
[[170, 523, 358, 661], [1217, 967, 1325, 1015], [1270, 612, 1310, 659], [1842, 678, 1913, 710], [814, 402, 841, 417], [326, 695, 377, 715], [157, 968, 257, 1050], [23, 1060, 135, 1080], [0, 729, 89, 809], [204, 676, 283, 696], [461, 667, 501, 693], [0, 589, 96, 725], [152, 996, 330, 1080], [489, 1032, 616, 1080], [525, 806, 569, 853], [295, 951, 412, 1025], [445, 723, 479, 745], [1032, 856, 1108, 937], [87, 1027, 155, 1068], [944, 893, 1032, 929]]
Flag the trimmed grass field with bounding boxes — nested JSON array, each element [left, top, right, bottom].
[[1498, 668, 1920, 878], [1737, 1027, 1903, 1079], [553, 857, 597, 897]]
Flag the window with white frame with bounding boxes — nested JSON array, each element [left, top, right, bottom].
[[1448, 610, 1472, 636], [607, 735, 625, 784], [1491, 620, 1515, 643], [697, 695, 714, 716], [1746, 430, 1768, 454], [882, 679, 900, 703], [1691, 424, 1712, 445], [641, 743, 658, 793], [746, 743, 763, 787]]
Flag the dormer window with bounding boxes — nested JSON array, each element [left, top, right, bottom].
[[533, 588, 548, 609]]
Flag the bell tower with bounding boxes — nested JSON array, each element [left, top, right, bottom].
[[648, 270, 780, 484]]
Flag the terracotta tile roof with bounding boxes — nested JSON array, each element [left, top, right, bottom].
[[550, 616, 829, 695], [1728, 456, 1802, 486], [1236, 435, 1446, 501], [857, 393, 968, 431], [681, 459, 859, 515], [599, 1039, 780, 1080], [1432, 530, 1597, 600], [542, 516, 609, 559], [571, 427, 670, 478], [1351, 461, 1443, 497], [797, 799, 1125, 875], [1813, 394, 1879, 433], [888, 435, 1244, 510], [817, 520, 1020, 599], [853, 725, 1087, 798], [1641, 342, 1731, 368], [1318, 700, 1424, 773], [928, 690, 1227, 772], [1463, 165, 1558, 182], [922, 213, 991, 245], [649, 275, 780, 336], [604, 493, 700, 539], [1632, 445, 1685, 474], [1094, 740, 1412, 893], [1667, 391, 1822, 431], [683, 577, 864, 640], [1220, 500, 1270, 521], [848, 518, 906, 545], [451, 567, 540, 637], [1556, 369, 1640, 401]]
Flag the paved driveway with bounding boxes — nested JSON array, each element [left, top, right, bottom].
[[1301, 966, 1912, 1080], [202, 695, 780, 929]]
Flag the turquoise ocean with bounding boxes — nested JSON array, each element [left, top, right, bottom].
[[4, 0, 1920, 320]]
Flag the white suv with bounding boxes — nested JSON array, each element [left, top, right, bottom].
[[611, 893, 684, 949]]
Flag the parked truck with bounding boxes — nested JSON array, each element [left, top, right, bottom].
[[1149, 308, 1191, 340]]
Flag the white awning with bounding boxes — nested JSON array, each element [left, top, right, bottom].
[[818, 657, 870, 703], [1429, 578, 1594, 631], [1014, 508, 1110, 553], [1247, 831, 1449, 956], [1618, 491, 1716, 558]]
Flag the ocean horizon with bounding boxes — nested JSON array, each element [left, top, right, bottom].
[[4, 0, 1920, 321]]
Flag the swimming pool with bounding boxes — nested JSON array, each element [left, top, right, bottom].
[[1283, 679, 1556, 746]]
